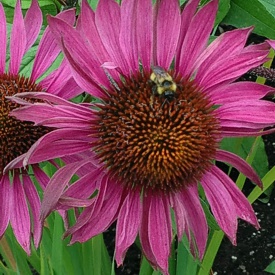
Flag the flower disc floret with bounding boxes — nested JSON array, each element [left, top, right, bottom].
[[95, 72, 220, 192], [0, 74, 49, 174]]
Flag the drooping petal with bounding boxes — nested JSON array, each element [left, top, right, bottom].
[[180, 185, 208, 259], [22, 174, 42, 248], [0, 3, 7, 74], [115, 190, 142, 266], [201, 167, 238, 244], [10, 174, 31, 255], [24, 0, 42, 53], [66, 174, 110, 238], [0, 175, 11, 237], [140, 193, 157, 268], [216, 149, 262, 187], [154, 0, 181, 69], [9, 0, 26, 75], [40, 159, 92, 221], [148, 193, 172, 274], [70, 176, 123, 243], [211, 166, 259, 228]]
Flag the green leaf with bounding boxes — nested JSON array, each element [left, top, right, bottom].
[[215, 0, 231, 25], [221, 136, 268, 179], [176, 238, 199, 275], [222, 0, 275, 39], [265, 260, 275, 274]]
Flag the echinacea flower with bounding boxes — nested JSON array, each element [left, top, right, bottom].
[[9, 0, 275, 273], [0, 0, 82, 254]]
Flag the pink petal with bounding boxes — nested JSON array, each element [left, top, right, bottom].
[[10, 174, 31, 254], [198, 47, 269, 89], [195, 28, 252, 81], [41, 159, 92, 221], [216, 100, 275, 125], [63, 170, 99, 200], [115, 190, 142, 266], [0, 3, 7, 74], [0, 175, 11, 237], [22, 129, 92, 166], [180, 185, 208, 259], [70, 176, 123, 243], [136, 0, 153, 71], [24, 0, 42, 53], [31, 9, 76, 81], [154, 0, 181, 69], [22, 174, 42, 248], [119, 0, 142, 72], [178, 0, 218, 78], [170, 192, 186, 240], [33, 164, 50, 189], [9, 0, 26, 75], [216, 149, 262, 187], [175, 0, 200, 71], [77, 0, 110, 64], [66, 174, 109, 238], [267, 39, 275, 50], [47, 15, 109, 96], [201, 167, 238, 244], [140, 193, 157, 267], [211, 166, 259, 228], [40, 59, 83, 99], [95, 0, 129, 76], [148, 193, 172, 274], [206, 82, 272, 104]]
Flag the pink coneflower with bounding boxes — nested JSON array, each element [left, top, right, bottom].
[[0, 0, 81, 254], [9, 0, 275, 273]]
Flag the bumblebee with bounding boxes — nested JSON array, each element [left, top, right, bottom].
[[150, 66, 177, 100]]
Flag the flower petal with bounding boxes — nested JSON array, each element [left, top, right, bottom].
[[178, 0, 218, 77], [10, 174, 31, 254], [154, 0, 181, 69], [24, 0, 42, 53], [9, 0, 26, 75], [216, 149, 262, 187], [148, 193, 172, 274], [115, 190, 142, 266], [22, 173, 42, 248], [0, 3, 7, 74], [211, 166, 259, 228], [41, 159, 92, 221], [180, 185, 208, 259], [201, 167, 238, 244], [95, 0, 129, 75], [31, 9, 76, 81], [0, 175, 11, 237]]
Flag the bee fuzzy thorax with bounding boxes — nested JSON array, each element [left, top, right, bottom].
[[150, 66, 177, 100]]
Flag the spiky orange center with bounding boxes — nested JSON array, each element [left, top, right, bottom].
[[95, 72, 220, 192], [0, 74, 50, 175]]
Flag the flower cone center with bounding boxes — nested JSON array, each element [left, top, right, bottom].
[[95, 72, 220, 192], [0, 74, 50, 175]]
